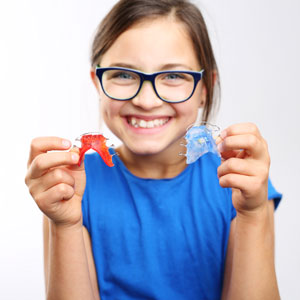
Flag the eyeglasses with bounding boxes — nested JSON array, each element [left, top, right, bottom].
[[95, 66, 204, 103]]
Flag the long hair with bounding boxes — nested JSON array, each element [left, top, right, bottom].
[[91, 0, 220, 122]]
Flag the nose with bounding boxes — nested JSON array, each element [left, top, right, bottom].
[[131, 81, 164, 111]]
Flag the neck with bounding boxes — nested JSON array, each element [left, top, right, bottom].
[[117, 143, 187, 179]]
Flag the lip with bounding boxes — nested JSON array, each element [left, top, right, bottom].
[[123, 115, 172, 134], [125, 114, 171, 121]]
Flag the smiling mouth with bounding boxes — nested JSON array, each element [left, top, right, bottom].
[[127, 116, 170, 129]]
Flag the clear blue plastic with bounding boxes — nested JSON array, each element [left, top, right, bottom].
[[184, 125, 220, 164]]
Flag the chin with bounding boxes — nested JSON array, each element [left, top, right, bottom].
[[129, 144, 163, 156], [125, 139, 180, 157]]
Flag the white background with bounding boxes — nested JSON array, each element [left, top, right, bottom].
[[0, 0, 299, 299]]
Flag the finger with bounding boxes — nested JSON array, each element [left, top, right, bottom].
[[28, 137, 72, 167], [69, 146, 85, 172], [217, 134, 265, 158], [29, 151, 79, 179], [215, 136, 222, 145], [221, 123, 262, 139], [35, 183, 75, 211], [218, 173, 254, 191], [215, 133, 240, 160], [218, 173, 267, 199], [217, 157, 260, 178], [29, 168, 75, 197], [219, 149, 243, 160]]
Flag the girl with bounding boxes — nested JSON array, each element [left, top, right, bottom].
[[25, 0, 282, 299]]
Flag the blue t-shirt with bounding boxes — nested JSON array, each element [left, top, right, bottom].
[[82, 152, 281, 300]]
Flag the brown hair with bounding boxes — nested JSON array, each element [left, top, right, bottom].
[[91, 0, 220, 122]]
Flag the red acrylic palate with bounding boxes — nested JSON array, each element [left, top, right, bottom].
[[75, 133, 114, 167]]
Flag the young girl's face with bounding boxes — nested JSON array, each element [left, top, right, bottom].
[[92, 17, 206, 158]]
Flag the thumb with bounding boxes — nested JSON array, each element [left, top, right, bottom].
[[69, 146, 85, 171]]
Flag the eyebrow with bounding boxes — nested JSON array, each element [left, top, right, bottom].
[[106, 62, 194, 71]]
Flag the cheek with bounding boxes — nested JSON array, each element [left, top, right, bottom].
[[100, 94, 124, 120], [175, 95, 201, 118]]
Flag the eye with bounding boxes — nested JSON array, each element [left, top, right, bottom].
[[164, 73, 185, 80], [157, 72, 192, 86], [112, 71, 134, 80]]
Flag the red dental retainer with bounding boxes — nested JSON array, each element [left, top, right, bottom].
[[76, 133, 114, 167]]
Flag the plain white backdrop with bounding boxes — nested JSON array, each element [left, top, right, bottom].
[[0, 0, 299, 299]]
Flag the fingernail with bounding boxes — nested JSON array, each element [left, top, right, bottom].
[[215, 136, 221, 144], [62, 139, 71, 148], [220, 130, 227, 139], [72, 153, 79, 162], [217, 142, 224, 153]]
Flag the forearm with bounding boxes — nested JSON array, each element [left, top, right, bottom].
[[46, 219, 99, 300], [227, 202, 279, 300]]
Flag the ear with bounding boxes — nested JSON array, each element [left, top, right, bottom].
[[199, 69, 218, 108], [212, 69, 217, 86], [199, 84, 207, 108], [90, 68, 101, 92]]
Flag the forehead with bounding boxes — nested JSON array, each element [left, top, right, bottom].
[[100, 17, 200, 71]]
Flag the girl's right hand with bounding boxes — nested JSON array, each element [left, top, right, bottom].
[[25, 137, 86, 228]]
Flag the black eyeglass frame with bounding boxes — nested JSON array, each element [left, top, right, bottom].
[[95, 66, 205, 103]]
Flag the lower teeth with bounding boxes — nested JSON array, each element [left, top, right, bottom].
[[128, 118, 169, 128]]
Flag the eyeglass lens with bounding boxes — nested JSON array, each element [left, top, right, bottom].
[[102, 69, 195, 102]]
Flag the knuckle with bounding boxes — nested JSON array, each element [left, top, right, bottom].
[[222, 137, 231, 149], [248, 122, 258, 134], [248, 135, 258, 148], [226, 159, 236, 171], [265, 152, 271, 167], [263, 138, 268, 147], [53, 168, 64, 182], [57, 183, 74, 199], [28, 185, 35, 198], [263, 138, 270, 152], [66, 152, 74, 162], [267, 154, 271, 167], [30, 137, 40, 152], [57, 183, 68, 194], [61, 152, 72, 164], [217, 165, 222, 176], [33, 155, 43, 171], [24, 173, 30, 186], [225, 126, 233, 136], [26, 177, 38, 198], [261, 165, 270, 179], [28, 185, 35, 197], [225, 174, 234, 185], [219, 174, 233, 187], [252, 179, 262, 194], [34, 194, 44, 209]]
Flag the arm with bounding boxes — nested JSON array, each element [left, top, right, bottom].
[[222, 200, 279, 300], [44, 217, 100, 300], [25, 137, 100, 300], [216, 123, 280, 300]]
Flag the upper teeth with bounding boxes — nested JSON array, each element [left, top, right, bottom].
[[129, 117, 169, 128]]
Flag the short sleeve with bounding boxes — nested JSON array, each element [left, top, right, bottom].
[[81, 188, 90, 232], [226, 188, 236, 220], [268, 178, 282, 209], [231, 204, 237, 220], [81, 155, 92, 233], [230, 177, 282, 220]]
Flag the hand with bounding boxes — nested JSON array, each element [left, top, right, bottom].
[[216, 123, 270, 215], [25, 137, 86, 228]]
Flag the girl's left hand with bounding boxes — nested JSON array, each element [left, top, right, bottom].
[[216, 123, 270, 215]]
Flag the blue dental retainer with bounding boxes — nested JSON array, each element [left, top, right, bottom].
[[183, 123, 220, 164]]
